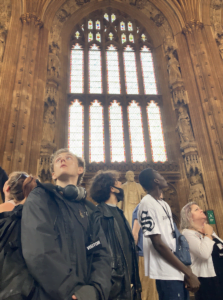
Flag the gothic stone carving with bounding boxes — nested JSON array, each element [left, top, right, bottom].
[[188, 175, 209, 212], [163, 185, 180, 226], [38, 156, 53, 183], [176, 105, 195, 147], [184, 154, 201, 177], [210, 0, 223, 59], [0, 0, 11, 67]]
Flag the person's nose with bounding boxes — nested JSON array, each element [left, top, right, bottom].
[[61, 158, 66, 163]]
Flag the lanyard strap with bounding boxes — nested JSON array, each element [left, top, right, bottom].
[[156, 200, 175, 233]]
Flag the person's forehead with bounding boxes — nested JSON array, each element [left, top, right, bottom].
[[55, 152, 75, 160]]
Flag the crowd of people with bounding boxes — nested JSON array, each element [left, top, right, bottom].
[[0, 148, 222, 300]]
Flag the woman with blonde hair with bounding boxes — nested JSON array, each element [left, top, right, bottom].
[[181, 202, 223, 300]]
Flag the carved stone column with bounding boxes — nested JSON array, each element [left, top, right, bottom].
[[38, 40, 60, 182], [163, 34, 208, 212], [1, 13, 43, 172]]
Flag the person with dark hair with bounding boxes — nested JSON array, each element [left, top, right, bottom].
[[0, 166, 8, 203], [0, 172, 28, 212], [138, 168, 200, 300], [21, 148, 111, 300], [89, 170, 141, 300]]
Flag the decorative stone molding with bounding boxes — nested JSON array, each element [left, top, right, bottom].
[[182, 20, 204, 35], [0, 0, 11, 71], [210, 0, 223, 59], [20, 13, 43, 28]]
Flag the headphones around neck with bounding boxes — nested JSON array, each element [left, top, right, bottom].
[[56, 184, 86, 201]]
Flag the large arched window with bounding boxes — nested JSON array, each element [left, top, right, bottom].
[[68, 10, 167, 164]]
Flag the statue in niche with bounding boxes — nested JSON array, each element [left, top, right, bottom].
[[119, 171, 146, 225], [188, 175, 208, 212], [216, 33, 223, 59], [38, 157, 52, 183], [176, 105, 194, 144], [42, 104, 56, 143], [167, 51, 182, 86], [47, 53, 60, 79]]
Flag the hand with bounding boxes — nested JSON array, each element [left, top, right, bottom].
[[203, 224, 213, 236], [184, 272, 200, 293], [72, 295, 77, 299]]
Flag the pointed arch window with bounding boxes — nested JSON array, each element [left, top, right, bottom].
[[69, 11, 167, 164], [68, 100, 84, 158], [89, 100, 105, 162], [89, 44, 102, 94], [147, 101, 167, 162], [109, 100, 125, 162], [70, 44, 83, 93], [128, 101, 146, 162]]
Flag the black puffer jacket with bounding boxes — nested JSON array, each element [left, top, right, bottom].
[[91, 203, 141, 300], [21, 182, 112, 300]]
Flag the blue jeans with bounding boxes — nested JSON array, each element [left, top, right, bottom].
[[156, 280, 189, 300]]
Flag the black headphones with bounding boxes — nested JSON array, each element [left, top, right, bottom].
[[56, 185, 86, 201]]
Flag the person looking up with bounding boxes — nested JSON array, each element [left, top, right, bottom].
[[21, 148, 112, 300], [138, 168, 200, 300], [89, 170, 141, 300], [0, 172, 28, 213], [181, 202, 223, 300]]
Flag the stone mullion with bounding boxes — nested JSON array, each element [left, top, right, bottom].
[[184, 29, 223, 190], [84, 101, 89, 164], [2, 19, 31, 171], [141, 101, 153, 162], [104, 101, 110, 164], [135, 45, 144, 95]]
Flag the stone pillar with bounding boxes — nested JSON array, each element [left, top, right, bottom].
[[163, 34, 209, 212], [1, 13, 43, 173]]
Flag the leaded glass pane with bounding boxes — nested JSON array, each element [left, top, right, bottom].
[[109, 101, 125, 162], [121, 33, 126, 44], [104, 13, 109, 21], [89, 44, 102, 93], [88, 20, 93, 29], [129, 34, 134, 43], [106, 45, 121, 94], [96, 20, 100, 30], [89, 100, 105, 162], [128, 101, 146, 162], [123, 45, 139, 94], [70, 44, 83, 93], [141, 34, 146, 41], [68, 100, 84, 158], [109, 32, 113, 40], [75, 31, 80, 39], [88, 32, 93, 42], [111, 13, 116, 22], [128, 22, 133, 31], [141, 46, 157, 94], [96, 32, 101, 42], [120, 21, 125, 31], [147, 101, 167, 162]]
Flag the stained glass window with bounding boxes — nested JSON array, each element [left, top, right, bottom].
[[120, 21, 125, 31], [89, 44, 102, 93], [88, 20, 93, 29], [128, 100, 146, 162], [111, 13, 116, 22], [88, 32, 93, 42], [141, 46, 157, 94], [106, 45, 121, 94], [128, 22, 133, 31], [96, 32, 101, 42], [104, 13, 109, 21], [96, 20, 100, 30], [68, 100, 84, 158], [109, 101, 125, 162], [75, 31, 80, 39], [123, 45, 139, 94], [70, 44, 83, 93], [141, 34, 146, 41], [109, 32, 113, 40], [89, 100, 105, 162], [129, 34, 134, 43], [147, 101, 167, 162], [121, 33, 126, 44]]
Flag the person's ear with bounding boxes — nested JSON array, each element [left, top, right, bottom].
[[77, 166, 84, 175], [111, 186, 116, 193], [154, 179, 159, 185], [52, 172, 57, 181], [6, 185, 10, 192]]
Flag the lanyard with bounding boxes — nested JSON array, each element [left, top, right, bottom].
[[156, 200, 175, 236]]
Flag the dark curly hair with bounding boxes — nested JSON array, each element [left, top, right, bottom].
[[89, 170, 120, 203]]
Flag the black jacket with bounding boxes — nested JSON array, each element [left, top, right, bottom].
[[0, 167, 8, 203], [21, 182, 112, 300], [91, 203, 141, 300]]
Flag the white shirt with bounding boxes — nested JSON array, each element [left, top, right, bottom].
[[138, 194, 184, 281], [182, 229, 223, 278]]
